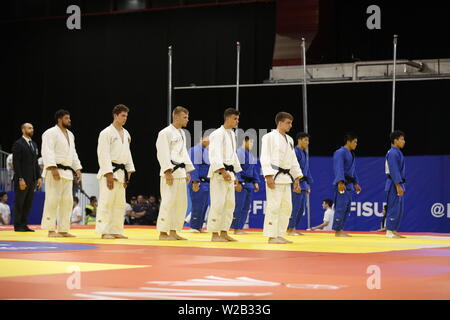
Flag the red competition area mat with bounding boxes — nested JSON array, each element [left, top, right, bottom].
[[0, 225, 449, 300]]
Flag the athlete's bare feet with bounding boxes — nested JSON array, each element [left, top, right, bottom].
[[170, 231, 187, 240], [159, 232, 177, 240], [211, 233, 228, 242], [335, 231, 352, 237], [113, 234, 128, 239], [268, 237, 291, 244], [221, 231, 238, 242], [48, 231, 64, 237], [59, 232, 76, 237], [102, 234, 116, 239], [287, 231, 303, 236], [234, 229, 248, 235], [393, 231, 406, 238]]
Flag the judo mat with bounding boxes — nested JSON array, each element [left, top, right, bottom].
[[0, 225, 449, 300]]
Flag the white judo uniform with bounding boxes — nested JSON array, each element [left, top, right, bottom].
[[206, 126, 242, 233], [41, 125, 82, 233], [156, 124, 194, 233], [260, 130, 303, 238], [95, 125, 135, 235]]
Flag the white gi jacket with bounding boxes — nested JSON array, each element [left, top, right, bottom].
[[260, 129, 303, 184], [41, 125, 82, 180], [156, 124, 194, 178], [207, 125, 242, 179], [97, 124, 136, 183]]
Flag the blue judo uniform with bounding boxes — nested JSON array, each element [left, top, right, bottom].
[[231, 147, 260, 230], [288, 147, 313, 229], [332, 146, 359, 231], [188, 143, 210, 230], [385, 146, 406, 231]]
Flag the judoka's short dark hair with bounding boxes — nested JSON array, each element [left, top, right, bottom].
[[173, 106, 189, 117], [344, 132, 358, 144], [0, 192, 6, 198], [55, 109, 70, 122], [275, 112, 293, 125], [323, 199, 333, 207], [224, 108, 239, 119], [296, 132, 310, 140], [390, 130, 405, 144], [113, 104, 129, 116]]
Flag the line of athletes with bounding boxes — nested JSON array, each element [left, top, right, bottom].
[[33, 104, 406, 243]]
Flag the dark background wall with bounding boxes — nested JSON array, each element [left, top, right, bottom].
[[1, 0, 449, 197]]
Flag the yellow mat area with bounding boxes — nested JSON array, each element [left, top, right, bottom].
[[1, 229, 450, 253], [0, 258, 150, 278]]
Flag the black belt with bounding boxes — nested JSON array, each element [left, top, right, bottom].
[[223, 164, 235, 174], [199, 177, 210, 183], [112, 162, 129, 183], [299, 176, 310, 184], [56, 164, 76, 175], [344, 175, 356, 184], [241, 176, 254, 183], [171, 160, 186, 173], [387, 174, 406, 184], [271, 164, 294, 183]]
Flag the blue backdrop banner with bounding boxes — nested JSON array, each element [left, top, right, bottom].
[[247, 155, 450, 233], [4, 156, 450, 233]]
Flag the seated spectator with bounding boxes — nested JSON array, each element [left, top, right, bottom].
[[310, 199, 334, 231], [129, 195, 151, 225], [71, 196, 83, 225], [0, 192, 11, 225], [124, 200, 133, 225], [85, 196, 97, 225]]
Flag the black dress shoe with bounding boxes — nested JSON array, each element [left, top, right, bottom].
[[24, 227, 35, 232], [14, 227, 28, 232]]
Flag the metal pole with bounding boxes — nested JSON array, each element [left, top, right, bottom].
[[236, 41, 240, 111], [301, 37, 308, 134], [301, 37, 311, 230], [168, 45, 173, 126], [391, 35, 398, 132]]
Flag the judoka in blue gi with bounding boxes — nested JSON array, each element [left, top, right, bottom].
[[287, 132, 313, 236], [332, 133, 362, 237], [188, 134, 210, 232], [384, 130, 407, 239], [231, 136, 260, 235]]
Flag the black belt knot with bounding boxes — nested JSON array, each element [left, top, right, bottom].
[[223, 164, 235, 174], [112, 162, 129, 183], [271, 164, 294, 183], [387, 174, 406, 184], [171, 160, 186, 173], [56, 164, 76, 175]]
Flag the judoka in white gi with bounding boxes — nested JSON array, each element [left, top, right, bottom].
[[260, 112, 303, 244], [206, 108, 242, 242], [156, 106, 194, 241], [96, 104, 135, 239], [41, 110, 82, 238]]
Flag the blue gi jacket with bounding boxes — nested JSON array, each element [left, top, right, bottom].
[[236, 147, 260, 185], [189, 143, 210, 182], [385, 146, 406, 192], [294, 146, 313, 190], [332, 146, 359, 190]]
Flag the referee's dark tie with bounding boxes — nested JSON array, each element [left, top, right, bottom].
[[28, 140, 34, 153]]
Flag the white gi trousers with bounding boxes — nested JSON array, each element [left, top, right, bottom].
[[95, 177, 126, 235], [206, 172, 235, 233], [263, 183, 292, 238], [157, 177, 187, 233], [41, 173, 73, 233]]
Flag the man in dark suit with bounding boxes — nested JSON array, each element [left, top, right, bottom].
[[12, 123, 43, 232]]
